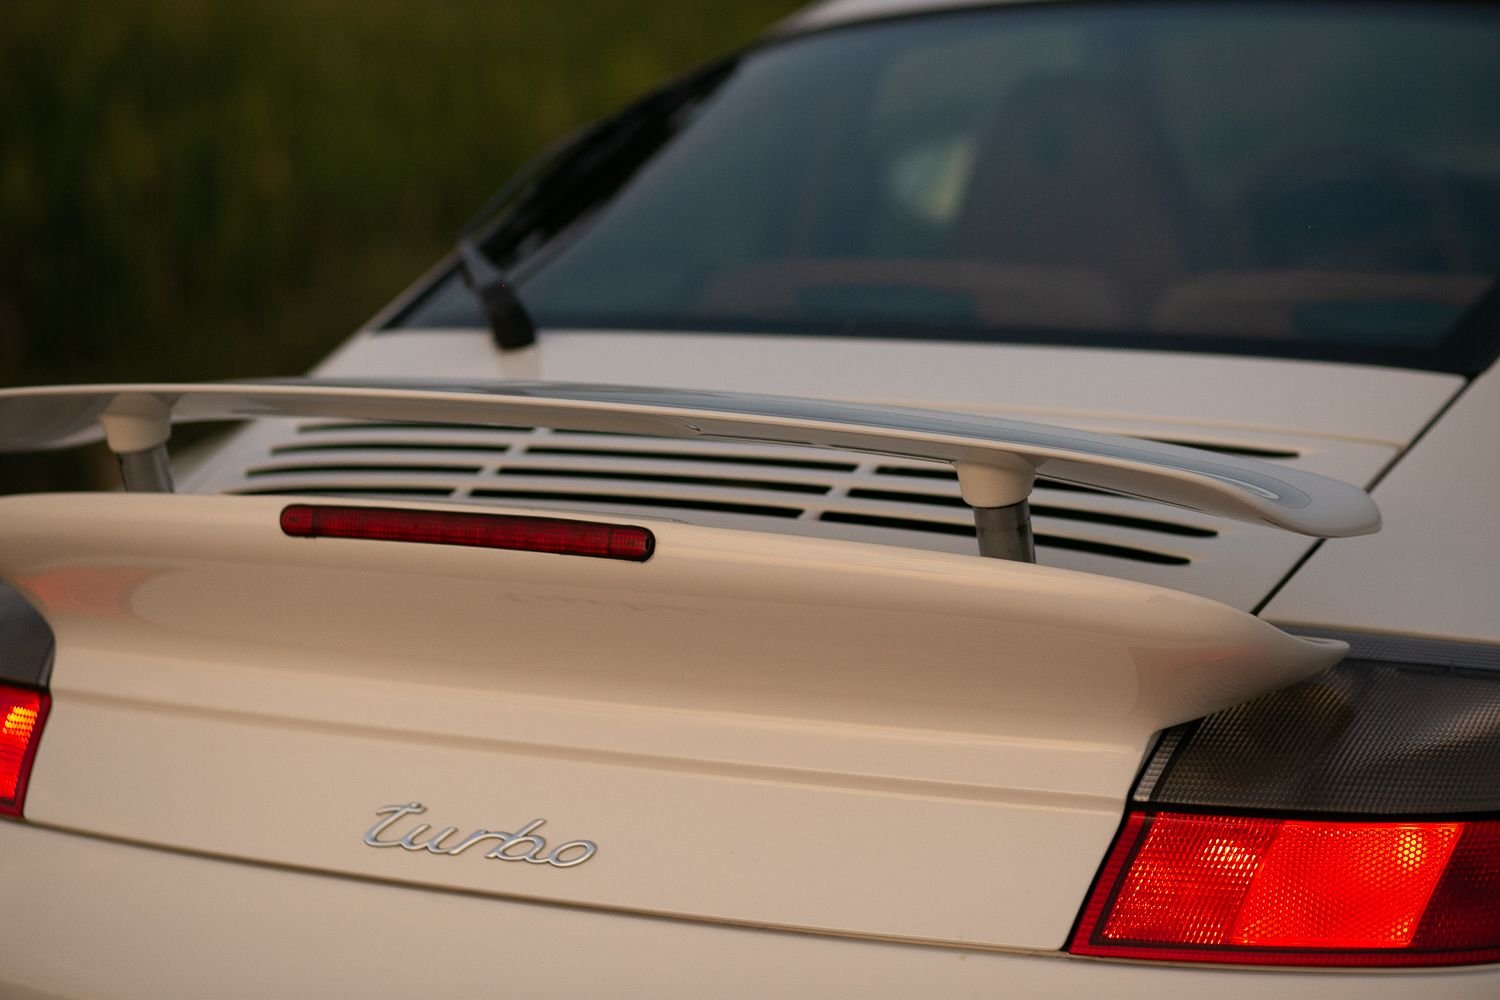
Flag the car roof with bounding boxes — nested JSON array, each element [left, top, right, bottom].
[[773, 0, 1066, 37]]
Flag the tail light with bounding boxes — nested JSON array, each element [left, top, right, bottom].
[[0, 684, 50, 817], [1071, 812, 1500, 966], [1073, 636, 1500, 968]]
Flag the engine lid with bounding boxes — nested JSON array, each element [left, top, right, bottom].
[[4, 492, 1342, 949]]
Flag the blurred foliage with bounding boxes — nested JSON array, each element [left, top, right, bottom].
[[0, 0, 802, 490]]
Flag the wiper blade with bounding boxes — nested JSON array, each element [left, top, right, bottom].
[[482, 62, 729, 239], [457, 236, 535, 351]]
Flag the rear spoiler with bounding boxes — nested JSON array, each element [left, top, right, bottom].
[[0, 378, 1380, 559]]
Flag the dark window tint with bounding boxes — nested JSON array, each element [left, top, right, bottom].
[[399, 3, 1500, 372]]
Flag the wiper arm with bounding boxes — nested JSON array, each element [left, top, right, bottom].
[[450, 61, 737, 352], [453, 125, 598, 353], [457, 236, 536, 351]]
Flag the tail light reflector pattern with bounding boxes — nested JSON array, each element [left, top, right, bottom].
[[1071, 812, 1500, 967], [281, 504, 654, 561], [0, 684, 49, 817]]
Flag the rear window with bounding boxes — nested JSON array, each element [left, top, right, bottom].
[[398, 2, 1500, 373]]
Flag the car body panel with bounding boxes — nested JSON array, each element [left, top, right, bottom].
[[1264, 362, 1500, 642], [0, 492, 1338, 948], [1, 821, 1497, 999]]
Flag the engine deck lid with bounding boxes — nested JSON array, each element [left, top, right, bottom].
[[1, 491, 1343, 949]]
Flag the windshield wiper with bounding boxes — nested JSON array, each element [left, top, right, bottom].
[[457, 236, 536, 351], [453, 125, 598, 352], [450, 61, 736, 351]]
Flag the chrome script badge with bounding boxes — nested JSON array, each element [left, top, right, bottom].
[[363, 802, 597, 868]]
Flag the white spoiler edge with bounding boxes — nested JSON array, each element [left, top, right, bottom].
[[0, 378, 1380, 551]]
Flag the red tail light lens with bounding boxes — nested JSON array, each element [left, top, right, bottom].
[[1070, 812, 1500, 967], [0, 684, 50, 817], [281, 504, 654, 562]]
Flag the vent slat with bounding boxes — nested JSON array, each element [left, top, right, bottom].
[[273, 441, 511, 456], [500, 452, 853, 487], [232, 486, 455, 498], [246, 463, 484, 478], [1144, 437, 1300, 460], [297, 421, 532, 434], [873, 464, 1118, 497], [233, 472, 1217, 562], [818, 512, 1191, 566], [216, 421, 1303, 568], [471, 489, 803, 519], [522, 445, 856, 472], [846, 488, 1216, 538], [494, 466, 831, 495]]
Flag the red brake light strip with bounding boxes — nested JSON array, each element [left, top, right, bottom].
[[281, 504, 654, 562]]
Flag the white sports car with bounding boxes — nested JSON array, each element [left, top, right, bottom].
[[2, 0, 1498, 996]]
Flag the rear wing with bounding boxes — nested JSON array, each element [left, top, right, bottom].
[[0, 378, 1380, 559]]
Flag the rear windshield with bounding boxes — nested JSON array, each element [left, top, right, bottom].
[[397, 2, 1500, 373]]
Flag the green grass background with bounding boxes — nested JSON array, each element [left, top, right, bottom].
[[0, 0, 802, 490]]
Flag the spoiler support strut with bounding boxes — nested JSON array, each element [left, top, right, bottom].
[[973, 502, 1035, 562], [99, 393, 175, 494], [116, 446, 174, 493]]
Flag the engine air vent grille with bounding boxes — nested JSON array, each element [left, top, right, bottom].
[[214, 419, 1315, 573]]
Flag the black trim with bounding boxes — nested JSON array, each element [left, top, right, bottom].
[[1137, 632, 1500, 818], [0, 583, 54, 688], [1063, 788, 1154, 948], [1134, 802, 1500, 825]]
